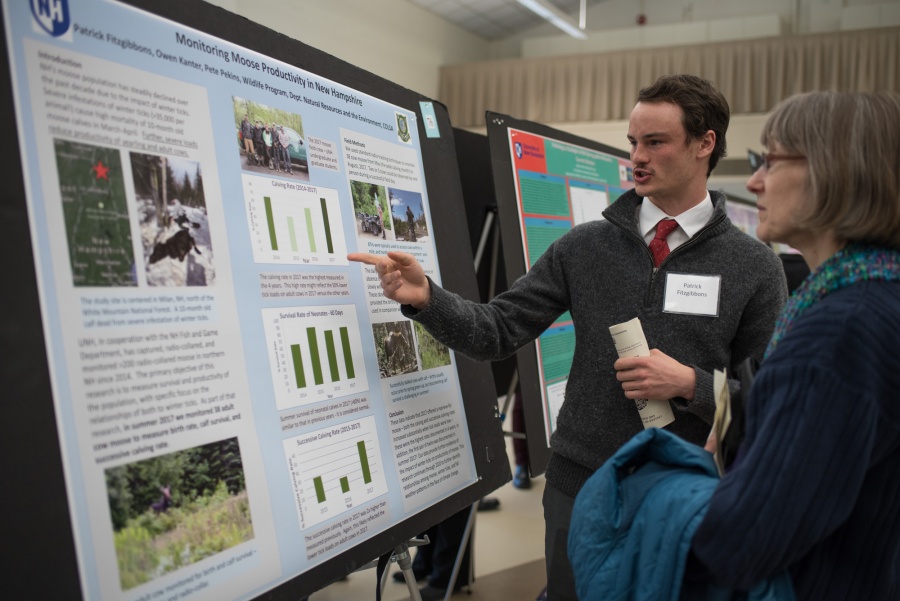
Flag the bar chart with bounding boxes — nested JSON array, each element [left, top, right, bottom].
[[283, 415, 388, 531], [242, 174, 348, 265], [262, 304, 369, 409]]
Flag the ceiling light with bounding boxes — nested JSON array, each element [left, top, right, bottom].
[[515, 0, 588, 40]]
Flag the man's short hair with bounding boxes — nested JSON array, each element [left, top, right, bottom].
[[638, 74, 730, 177], [761, 91, 900, 249]]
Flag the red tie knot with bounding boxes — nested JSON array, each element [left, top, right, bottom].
[[654, 219, 678, 240]]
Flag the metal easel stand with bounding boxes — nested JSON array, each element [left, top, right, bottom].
[[474, 207, 525, 441], [443, 501, 478, 600], [371, 536, 430, 601]]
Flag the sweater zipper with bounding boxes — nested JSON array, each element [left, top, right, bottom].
[[644, 211, 727, 304]]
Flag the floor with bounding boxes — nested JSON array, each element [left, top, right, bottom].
[[309, 451, 547, 601]]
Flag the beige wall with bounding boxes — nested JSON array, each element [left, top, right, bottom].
[[203, 0, 490, 99]]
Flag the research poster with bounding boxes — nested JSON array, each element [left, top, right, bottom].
[[505, 128, 633, 442], [3, 1, 477, 600]]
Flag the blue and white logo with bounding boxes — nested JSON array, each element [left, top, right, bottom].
[[514, 141, 523, 159], [31, 0, 71, 37]]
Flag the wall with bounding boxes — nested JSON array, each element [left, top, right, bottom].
[[488, 0, 900, 60], [203, 0, 491, 99]]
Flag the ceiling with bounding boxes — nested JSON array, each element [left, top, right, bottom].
[[408, 0, 603, 41]]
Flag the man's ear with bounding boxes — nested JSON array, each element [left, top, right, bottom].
[[697, 130, 715, 159]]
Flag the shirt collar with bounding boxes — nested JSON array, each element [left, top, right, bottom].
[[639, 192, 713, 240]]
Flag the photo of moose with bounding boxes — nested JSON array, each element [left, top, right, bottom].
[[373, 320, 418, 378], [350, 179, 395, 241], [105, 437, 253, 590], [388, 187, 429, 243], [130, 152, 214, 286]]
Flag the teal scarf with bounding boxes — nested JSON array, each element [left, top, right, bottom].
[[765, 244, 900, 359]]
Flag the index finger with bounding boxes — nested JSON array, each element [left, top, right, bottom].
[[347, 252, 383, 266], [614, 356, 641, 371]]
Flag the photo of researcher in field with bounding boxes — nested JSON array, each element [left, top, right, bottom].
[[105, 437, 252, 590], [131, 152, 214, 286], [232, 96, 309, 180], [351, 179, 394, 241], [389, 187, 428, 244]]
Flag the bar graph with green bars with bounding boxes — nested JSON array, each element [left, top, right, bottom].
[[290, 325, 356, 389], [308, 439, 373, 503], [284, 414, 387, 530], [262, 195, 335, 254]]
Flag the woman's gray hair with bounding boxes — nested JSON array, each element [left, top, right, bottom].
[[760, 90, 900, 249]]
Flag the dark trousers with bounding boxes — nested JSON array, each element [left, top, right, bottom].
[[543, 481, 578, 601], [411, 506, 472, 589]]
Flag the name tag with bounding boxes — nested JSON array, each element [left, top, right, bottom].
[[663, 273, 721, 316]]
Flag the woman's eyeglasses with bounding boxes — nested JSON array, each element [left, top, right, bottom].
[[748, 149, 807, 173]]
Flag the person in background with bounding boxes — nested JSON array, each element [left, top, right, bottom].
[[690, 90, 900, 599], [350, 74, 788, 601], [511, 389, 530, 490]]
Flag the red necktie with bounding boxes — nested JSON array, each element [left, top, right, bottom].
[[650, 219, 679, 267]]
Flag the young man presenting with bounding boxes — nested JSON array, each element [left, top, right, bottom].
[[350, 74, 787, 601]]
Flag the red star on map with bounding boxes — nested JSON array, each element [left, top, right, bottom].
[[92, 161, 110, 180]]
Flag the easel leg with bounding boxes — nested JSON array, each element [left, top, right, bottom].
[[387, 539, 428, 601], [443, 501, 479, 600]]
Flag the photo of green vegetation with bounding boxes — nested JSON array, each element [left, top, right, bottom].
[[105, 437, 252, 590], [413, 322, 451, 370], [350, 179, 393, 239], [54, 139, 136, 287]]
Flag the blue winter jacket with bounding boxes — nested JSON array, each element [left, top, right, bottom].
[[568, 429, 794, 601]]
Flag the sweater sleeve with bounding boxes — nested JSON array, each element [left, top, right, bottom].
[[401, 239, 572, 361]]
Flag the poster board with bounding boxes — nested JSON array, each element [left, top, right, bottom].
[[0, 1, 509, 599], [724, 197, 760, 241], [485, 111, 633, 475]]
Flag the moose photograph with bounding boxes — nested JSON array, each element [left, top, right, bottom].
[[130, 152, 215, 286], [104, 437, 253, 590], [372, 320, 418, 378]]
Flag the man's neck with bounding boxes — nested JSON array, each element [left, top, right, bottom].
[[647, 179, 710, 216]]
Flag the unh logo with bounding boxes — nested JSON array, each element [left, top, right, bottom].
[[31, 0, 71, 37]]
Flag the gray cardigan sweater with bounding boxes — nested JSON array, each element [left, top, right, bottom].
[[405, 191, 787, 497]]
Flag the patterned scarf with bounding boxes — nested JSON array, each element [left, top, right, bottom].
[[765, 244, 900, 359]]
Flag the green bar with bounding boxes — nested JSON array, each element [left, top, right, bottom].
[[264, 196, 278, 251], [320, 198, 334, 254], [313, 476, 326, 503], [357, 441, 371, 484], [288, 216, 298, 252], [324, 330, 340, 382], [305, 207, 316, 253], [340, 476, 350, 493], [307, 327, 323, 385], [291, 343, 306, 389], [339, 327, 355, 379]]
